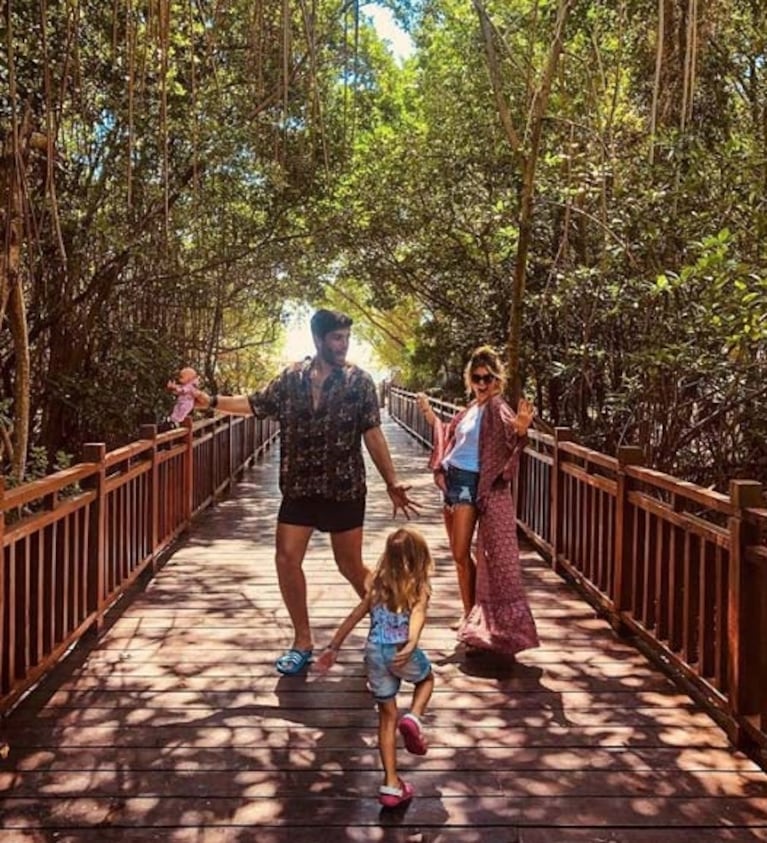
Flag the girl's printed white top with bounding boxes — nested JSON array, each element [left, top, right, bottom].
[[442, 403, 484, 472], [368, 602, 410, 644]]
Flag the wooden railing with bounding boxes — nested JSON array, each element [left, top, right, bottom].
[[0, 413, 278, 714], [388, 385, 767, 757]]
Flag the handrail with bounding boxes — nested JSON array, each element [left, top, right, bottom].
[[0, 413, 278, 714], [387, 383, 767, 759]]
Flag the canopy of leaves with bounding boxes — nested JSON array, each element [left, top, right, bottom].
[[2, 0, 766, 492]]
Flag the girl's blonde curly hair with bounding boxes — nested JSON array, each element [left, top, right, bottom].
[[370, 527, 434, 613]]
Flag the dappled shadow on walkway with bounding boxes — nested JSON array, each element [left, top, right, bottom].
[[1, 419, 767, 842]]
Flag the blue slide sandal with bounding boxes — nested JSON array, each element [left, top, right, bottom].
[[275, 648, 313, 675]]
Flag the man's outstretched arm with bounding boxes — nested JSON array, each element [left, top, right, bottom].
[[193, 391, 254, 416], [363, 426, 420, 519]]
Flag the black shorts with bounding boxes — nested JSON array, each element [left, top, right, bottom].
[[277, 496, 366, 533]]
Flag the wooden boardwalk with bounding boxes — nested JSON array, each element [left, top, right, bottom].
[[1, 419, 766, 842]]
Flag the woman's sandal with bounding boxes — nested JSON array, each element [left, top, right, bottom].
[[398, 713, 428, 755], [378, 778, 415, 808], [275, 648, 313, 675]]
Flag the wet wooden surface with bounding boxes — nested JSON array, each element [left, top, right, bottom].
[[1, 418, 766, 842]]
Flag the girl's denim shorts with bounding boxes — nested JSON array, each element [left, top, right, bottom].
[[443, 464, 479, 506], [364, 641, 432, 702]]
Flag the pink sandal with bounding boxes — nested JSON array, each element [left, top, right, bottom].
[[398, 713, 428, 755], [379, 778, 415, 808]]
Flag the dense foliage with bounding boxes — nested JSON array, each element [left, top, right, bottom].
[[2, 0, 766, 491]]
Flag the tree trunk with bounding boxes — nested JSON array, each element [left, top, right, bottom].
[[1, 113, 38, 481], [473, 0, 575, 402], [505, 0, 576, 403], [7, 276, 30, 481]]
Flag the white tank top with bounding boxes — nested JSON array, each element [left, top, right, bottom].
[[443, 404, 483, 472]]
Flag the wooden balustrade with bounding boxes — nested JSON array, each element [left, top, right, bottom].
[[0, 414, 278, 714], [387, 384, 767, 755]]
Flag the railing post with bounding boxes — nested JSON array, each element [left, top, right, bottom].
[[229, 414, 235, 490], [82, 443, 106, 632], [613, 446, 644, 615], [551, 428, 573, 575], [248, 413, 257, 465], [728, 479, 764, 727], [183, 418, 194, 528], [140, 425, 160, 571]]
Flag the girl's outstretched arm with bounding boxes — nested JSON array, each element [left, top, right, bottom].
[[313, 592, 372, 673]]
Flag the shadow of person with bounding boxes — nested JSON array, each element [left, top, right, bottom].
[[377, 790, 450, 833], [378, 799, 414, 822], [457, 646, 538, 681], [434, 643, 571, 730], [434, 644, 541, 681]]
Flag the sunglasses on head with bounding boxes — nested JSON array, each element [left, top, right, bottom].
[[471, 373, 496, 385]]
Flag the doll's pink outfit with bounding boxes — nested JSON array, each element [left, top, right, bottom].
[[169, 378, 199, 423]]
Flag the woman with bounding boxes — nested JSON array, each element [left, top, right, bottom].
[[417, 346, 539, 657]]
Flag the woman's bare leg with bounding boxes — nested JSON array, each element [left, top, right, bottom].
[[449, 504, 478, 614]]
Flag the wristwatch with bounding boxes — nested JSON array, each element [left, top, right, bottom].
[[209, 394, 219, 409]]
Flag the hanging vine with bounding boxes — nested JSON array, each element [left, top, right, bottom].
[[681, 0, 699, 132], [649, 0, 664, 164]]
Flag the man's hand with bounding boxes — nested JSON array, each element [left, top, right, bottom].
[[386, 483, 421, 520], [192, 388, 210, 409]]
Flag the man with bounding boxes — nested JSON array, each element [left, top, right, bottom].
[[193, 309, 419, 675]]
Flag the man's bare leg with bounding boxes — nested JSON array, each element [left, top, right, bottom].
[[275, 522, 314, 651], [330, 527, 369, 597]]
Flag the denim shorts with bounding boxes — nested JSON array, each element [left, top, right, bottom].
[[364, 640, 432, 702], [443, 465, 479, 507]]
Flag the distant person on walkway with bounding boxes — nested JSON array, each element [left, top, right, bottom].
[[314, 526, 434, 808], [192, 308, 419, 675], [416, 345, 538, 658]]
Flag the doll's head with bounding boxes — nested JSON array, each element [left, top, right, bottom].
[[178, 367, 198, 385]]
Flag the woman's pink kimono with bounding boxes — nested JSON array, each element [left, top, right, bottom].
[[429, 395, 539, 656]]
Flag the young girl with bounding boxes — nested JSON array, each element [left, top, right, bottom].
[[314, 526, 435, 808]]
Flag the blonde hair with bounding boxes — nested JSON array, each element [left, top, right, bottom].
[[370, 527, 434, 613], [463, 345, 507, 395]]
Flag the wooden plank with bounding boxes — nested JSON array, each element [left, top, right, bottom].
[[3, 829, 766, 843], [5, 744, 761, 775], [37, 688, 699, 711], [13, 704, 721, 730], [2, 793, 767, 828], [6, 767, 767, 799]]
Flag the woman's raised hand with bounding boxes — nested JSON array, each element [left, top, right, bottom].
[[516, 397, 535, 434], [416, 393, 437, 426]]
